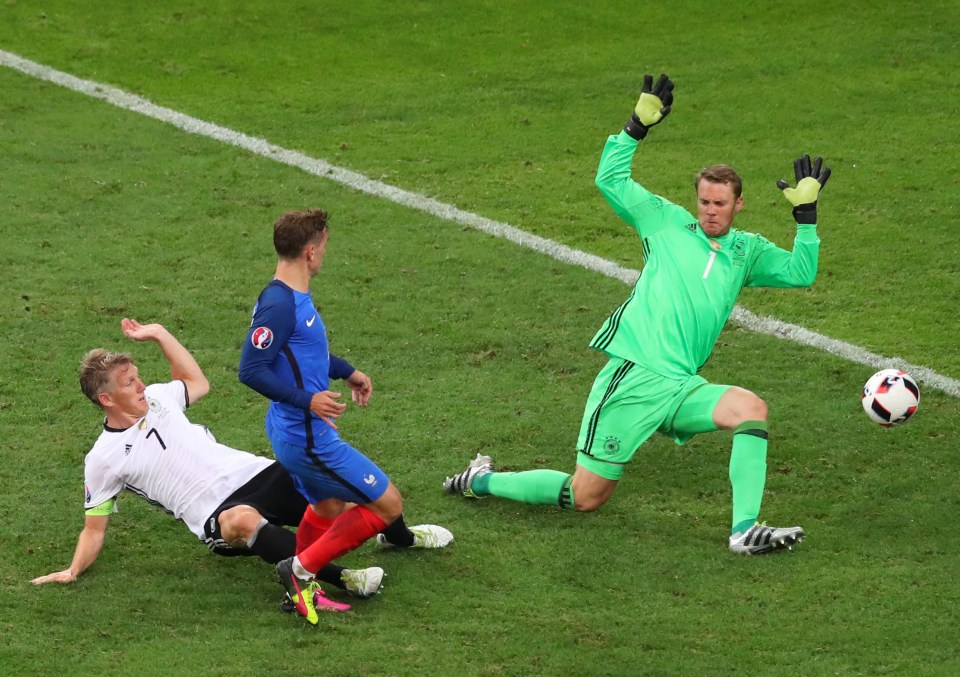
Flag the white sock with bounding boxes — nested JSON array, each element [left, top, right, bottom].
[[292, 556, 313, 580], [245, 517, 269, 548]]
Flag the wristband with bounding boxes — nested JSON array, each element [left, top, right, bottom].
[[792, 205, 817, 225], [623, 114, 648, 141]]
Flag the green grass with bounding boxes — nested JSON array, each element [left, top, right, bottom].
[[1, 2, 959, 675]]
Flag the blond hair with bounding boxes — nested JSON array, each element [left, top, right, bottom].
[[79, 349, 133, 407]]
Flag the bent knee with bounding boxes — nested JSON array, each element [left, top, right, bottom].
[[716, 387, 768, 428], [570, 482, 612, 512], [740, 392, 768, 422], [570, 467, 617, 512], [574, 496, 606, 512], [312, 498, 348, 520], [369, 484, 404, 522], [217, 505, 263, 544]]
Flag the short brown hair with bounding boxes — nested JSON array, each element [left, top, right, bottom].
[[79, 349, 133, 407], [695, 165, 743, 199], [273, 209, 329, 259]]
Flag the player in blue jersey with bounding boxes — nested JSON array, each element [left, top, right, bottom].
[[239, 208, 453, 625]]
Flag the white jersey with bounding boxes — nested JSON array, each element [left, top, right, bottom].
[[83, 381, 272, 540]]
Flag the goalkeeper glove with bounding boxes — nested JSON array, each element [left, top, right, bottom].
[[623, 73, 674, 141], [777, 154, 831, 224]]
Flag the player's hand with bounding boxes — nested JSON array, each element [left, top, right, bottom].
[[121, 318, 163, 342], [635, 74, 674, 126], [30, 569, 77, 585], [345, 370, 373, 407], [777, 154, 831, 224], [624, 73, 674, 140], [309, 390, 347, 430]]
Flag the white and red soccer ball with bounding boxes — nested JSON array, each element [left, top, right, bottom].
[[861, 369, 920, 427]]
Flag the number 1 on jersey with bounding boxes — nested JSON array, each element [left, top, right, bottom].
[[702, 251, 717, 279]]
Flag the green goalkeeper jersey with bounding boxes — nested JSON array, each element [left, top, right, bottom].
[[591, 131, 820, 378]]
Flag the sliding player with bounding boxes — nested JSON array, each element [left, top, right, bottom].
[[445, 74, 830, 554]]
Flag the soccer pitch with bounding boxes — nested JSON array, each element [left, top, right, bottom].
[[2, 3, 959, 675]]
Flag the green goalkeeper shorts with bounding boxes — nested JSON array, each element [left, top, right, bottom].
[[576, 357, 730, 480]]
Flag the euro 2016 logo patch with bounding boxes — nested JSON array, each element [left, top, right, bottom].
[[251, 326, 273, 350], [603, 436, 621, 455]]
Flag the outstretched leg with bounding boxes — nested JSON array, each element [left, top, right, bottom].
[[671, 384, 803, 553], [710, 386, 770, 535]]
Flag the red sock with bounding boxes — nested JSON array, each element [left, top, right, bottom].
[[295, 506, 335, 555], [298, 505, 386, 574]]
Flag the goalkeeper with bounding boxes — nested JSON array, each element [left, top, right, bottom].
[[445, 74, 831, 554]]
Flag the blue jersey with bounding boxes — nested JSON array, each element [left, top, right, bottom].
[[238, 280, 354, 448]]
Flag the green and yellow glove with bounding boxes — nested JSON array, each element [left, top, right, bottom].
[[777, 154, 831, 224], [623, 73, 674, 140]]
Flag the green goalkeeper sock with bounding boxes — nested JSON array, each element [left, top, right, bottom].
[[472, 470, 574, 509], [729, 420, 768, 535]]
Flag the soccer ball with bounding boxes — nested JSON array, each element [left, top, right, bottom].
[[861, 369, 920, 426]]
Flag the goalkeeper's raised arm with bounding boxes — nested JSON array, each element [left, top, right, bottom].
[[595, 73, 683, 239], [777, 153, 831, 225], [747, 153, 831, 288]]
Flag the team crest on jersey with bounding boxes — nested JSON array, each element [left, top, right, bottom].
[[147, 397, 169, 418], [603, 436, 621, 454], [251, 326, 273, 350]]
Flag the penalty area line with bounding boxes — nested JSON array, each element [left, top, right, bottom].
[[2, 48, 958, 399]]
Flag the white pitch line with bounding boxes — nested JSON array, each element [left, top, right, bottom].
[[3, 48, 958, 398]]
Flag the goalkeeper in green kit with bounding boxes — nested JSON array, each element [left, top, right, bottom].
[[444, 74, 831, 554]]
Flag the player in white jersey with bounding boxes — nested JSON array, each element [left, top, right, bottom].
[[82, 378, 270, 539], [30, 319, 385, 605]]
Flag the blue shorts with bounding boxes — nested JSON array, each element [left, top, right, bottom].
[[266, 420, 390, 505]]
